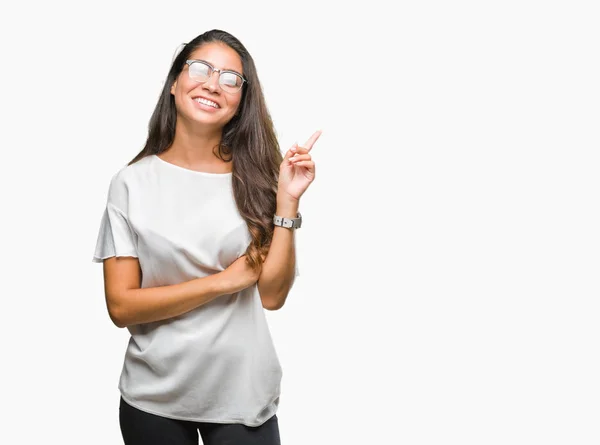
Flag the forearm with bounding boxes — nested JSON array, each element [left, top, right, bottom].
[[114, 273, 228, 328], [258, 199, 299, 310]]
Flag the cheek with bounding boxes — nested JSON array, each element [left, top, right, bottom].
[[173, 93, 186, 115], [229, 97, 243, 114], [174, 84, 196, 114]]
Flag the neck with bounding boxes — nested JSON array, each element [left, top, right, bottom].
[[166, 116, 226, 166]]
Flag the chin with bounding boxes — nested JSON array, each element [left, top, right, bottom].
[[190, 115, 232, 130]]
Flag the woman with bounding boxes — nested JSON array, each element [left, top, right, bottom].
[[92, 29, 320, 445]]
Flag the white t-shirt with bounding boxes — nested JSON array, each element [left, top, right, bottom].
[[92, 154, 298, 427]]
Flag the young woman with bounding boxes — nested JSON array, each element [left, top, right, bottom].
[[92, 29, 320, 445]]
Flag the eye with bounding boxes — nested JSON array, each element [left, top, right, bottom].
[[220, 72, 242, 87], [189, 62, 211, 79]]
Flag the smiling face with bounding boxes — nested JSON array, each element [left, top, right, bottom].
[[170, 42, 244, 130]]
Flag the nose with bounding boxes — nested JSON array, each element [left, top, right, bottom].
[[202, 70, 220, 93]]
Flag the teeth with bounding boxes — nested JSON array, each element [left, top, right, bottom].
[[195, 97, 219, 108]]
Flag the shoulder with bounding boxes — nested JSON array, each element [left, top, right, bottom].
[[110, 155, 154, 187], [106, 155, 154, 207]]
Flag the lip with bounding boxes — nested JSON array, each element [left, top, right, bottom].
[[191, 95, 221, 110]]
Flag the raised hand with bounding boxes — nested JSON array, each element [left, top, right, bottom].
[[278, 130, 322, 202]]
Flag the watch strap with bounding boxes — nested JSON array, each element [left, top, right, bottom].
[[273, 212, 302, 229]]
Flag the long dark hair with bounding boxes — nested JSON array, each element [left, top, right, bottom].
[[128, 29, 282, 272]]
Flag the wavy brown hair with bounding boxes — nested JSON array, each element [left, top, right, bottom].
[[127, 29, 282, 272]]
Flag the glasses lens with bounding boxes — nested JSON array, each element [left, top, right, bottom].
[[219, 72, 243, 93], [189, 61, 211, 82]]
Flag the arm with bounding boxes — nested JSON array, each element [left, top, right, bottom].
[[257, 128, 321, 310], [103, 256, 229, 328], [257, 198, 299, 311]]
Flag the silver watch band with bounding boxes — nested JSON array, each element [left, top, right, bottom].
[[273, 212, 302, 229]]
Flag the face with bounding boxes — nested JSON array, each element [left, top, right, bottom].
[[170, 42, 244, 130]]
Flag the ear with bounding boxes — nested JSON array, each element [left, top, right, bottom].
[[170, 80, 177, 95]]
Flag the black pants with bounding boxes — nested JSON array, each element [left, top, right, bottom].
[[119, 396, 281, 445]]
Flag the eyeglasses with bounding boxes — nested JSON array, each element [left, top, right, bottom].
[[185, 60, 247, 94]]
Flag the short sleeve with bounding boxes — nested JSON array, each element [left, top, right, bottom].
[[92, 171, 139, 263]]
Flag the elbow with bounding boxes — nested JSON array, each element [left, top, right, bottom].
[[113, 319, 127, 329], [108, 306, 127, 328], [261, 293, 287, 311], [106, 296, 128, 328], [258, 277, 294, 311], [263, 300, 285, 311]]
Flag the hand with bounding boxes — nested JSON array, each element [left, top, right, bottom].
[[278, 130, 321, 202], [218, 255, 263, 294]]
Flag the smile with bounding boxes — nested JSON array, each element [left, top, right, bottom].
[[193, 97, 220, 108]]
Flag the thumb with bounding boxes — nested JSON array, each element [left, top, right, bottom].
[[283, 142, 298, 162]]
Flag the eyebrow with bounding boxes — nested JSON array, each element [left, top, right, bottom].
[[191, 59, 243, 77]]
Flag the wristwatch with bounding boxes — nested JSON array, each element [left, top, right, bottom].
[[273, 212, 302, 229]]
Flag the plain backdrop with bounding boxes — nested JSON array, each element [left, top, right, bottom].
[[0, 0, 598, 444]]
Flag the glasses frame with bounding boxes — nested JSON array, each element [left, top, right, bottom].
[[185, 59, 247, 93]]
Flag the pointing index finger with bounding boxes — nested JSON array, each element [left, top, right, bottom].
[[303, 130, 322, 151]]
